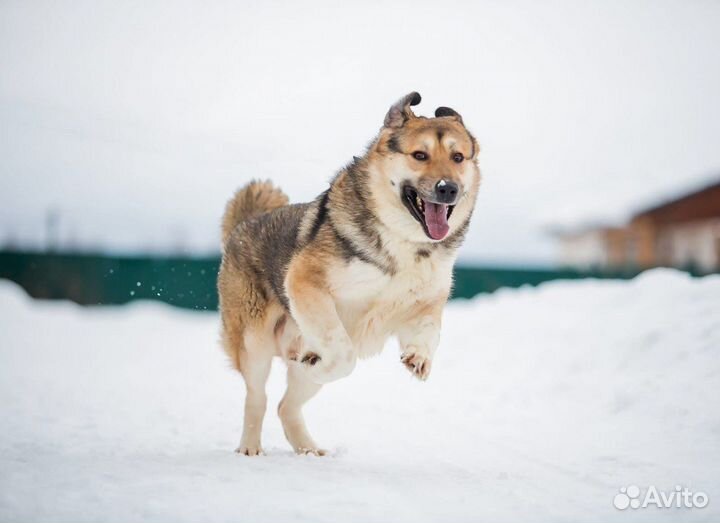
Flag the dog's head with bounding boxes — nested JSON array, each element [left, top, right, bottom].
[[368, 92, 481, 244]]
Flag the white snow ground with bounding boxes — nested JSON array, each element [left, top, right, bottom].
[[1, 269, 719, 522]]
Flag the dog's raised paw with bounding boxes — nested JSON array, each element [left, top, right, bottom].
[[300, 352, 321, 366], [401, 351, 432, 380], [235, 445, 264, 456]]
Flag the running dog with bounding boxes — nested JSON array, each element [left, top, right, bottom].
[[218, 92, 481, 455]]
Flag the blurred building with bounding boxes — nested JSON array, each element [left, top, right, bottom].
[[556, 180, 720, 273]]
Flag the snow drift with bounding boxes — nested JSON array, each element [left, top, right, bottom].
[[0, 269, 718, 522]]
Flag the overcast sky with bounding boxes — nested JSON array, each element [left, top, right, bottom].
[[1, 0, 719, 264]]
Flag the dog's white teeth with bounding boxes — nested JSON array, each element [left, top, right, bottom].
[[416, 195, 423, 209]]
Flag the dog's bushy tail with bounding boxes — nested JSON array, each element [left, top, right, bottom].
[[221, 180, 289, 247]]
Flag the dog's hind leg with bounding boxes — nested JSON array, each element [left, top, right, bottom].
[[236, 334, 274, 456], [278, 364, 324, 455]]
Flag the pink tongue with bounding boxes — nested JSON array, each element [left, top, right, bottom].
[[423, 201, 449, 240]]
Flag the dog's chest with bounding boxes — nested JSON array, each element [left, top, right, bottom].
[[332, 255, 449, 302], [329, 254, 453, 355]]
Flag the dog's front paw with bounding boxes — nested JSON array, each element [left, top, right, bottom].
[[401, 350, 432, 381], [300, 351, 321, 366]]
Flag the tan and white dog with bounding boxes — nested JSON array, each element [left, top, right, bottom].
[[218, 92, 481, 455]]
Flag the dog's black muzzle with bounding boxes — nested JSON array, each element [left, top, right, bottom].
[[434, 180, 459, 204]]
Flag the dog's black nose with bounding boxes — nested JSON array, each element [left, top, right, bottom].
[[435, 180, 458, 203]]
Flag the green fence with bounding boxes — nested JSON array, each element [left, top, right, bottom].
[[0, 250, 646, 310], [0, 251, 220, 310]]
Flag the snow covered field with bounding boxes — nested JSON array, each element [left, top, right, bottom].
[[1, 269, 719, 522]]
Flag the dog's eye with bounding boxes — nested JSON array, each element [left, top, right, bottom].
[[412, 151, 428, 161], [452, 152, 464, 163]]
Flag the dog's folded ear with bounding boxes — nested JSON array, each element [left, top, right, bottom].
[[384, 91, 421, 128], [435, 106, 463, 124]]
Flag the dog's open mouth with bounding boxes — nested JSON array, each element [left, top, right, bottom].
[[402, 185, 455, 241]]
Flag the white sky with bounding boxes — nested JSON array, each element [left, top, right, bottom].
[[1, 0, 719, 264]]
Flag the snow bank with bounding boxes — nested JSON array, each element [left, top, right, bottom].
[[1, 270, 718, 522]]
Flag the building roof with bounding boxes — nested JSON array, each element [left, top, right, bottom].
[[632, 179, 720, 225]]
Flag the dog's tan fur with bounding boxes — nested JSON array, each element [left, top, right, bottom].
[[218, 92, 481, 455]]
